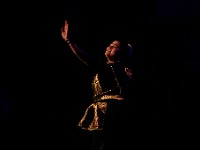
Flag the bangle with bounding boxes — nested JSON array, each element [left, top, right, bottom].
[[66, 39, 71, 44]]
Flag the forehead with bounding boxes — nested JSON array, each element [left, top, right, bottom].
[[111, 40, 121, 47]]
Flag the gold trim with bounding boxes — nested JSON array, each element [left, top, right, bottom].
[[100, 95, 124, 101]]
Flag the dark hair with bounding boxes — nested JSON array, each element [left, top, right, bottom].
[[117, 39, 133, 68]]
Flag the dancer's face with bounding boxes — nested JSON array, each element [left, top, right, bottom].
[[105, 40, 121, 61]]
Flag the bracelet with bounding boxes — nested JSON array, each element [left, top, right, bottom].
[[66, 39, 71, 44]]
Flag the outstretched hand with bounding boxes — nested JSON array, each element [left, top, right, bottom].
[[61, 20, 69, 41]]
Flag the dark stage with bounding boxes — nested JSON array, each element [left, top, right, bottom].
[[1, 0, 200, 149]]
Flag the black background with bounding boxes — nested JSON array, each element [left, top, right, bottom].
[[1, 0, 200, 149]]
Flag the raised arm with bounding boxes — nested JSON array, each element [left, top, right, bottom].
[[61, 20, 91, 66]]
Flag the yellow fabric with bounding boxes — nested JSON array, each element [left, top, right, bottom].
[[77, 95, 124, 131]]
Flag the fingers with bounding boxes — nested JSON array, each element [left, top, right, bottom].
[[125, 68, 133, 78], [125, 67, 132, 72], [64, 20, 68, 27], [61, 20, 68, 32]]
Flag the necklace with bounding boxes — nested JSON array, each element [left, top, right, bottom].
[[109, 64, 122, 94]]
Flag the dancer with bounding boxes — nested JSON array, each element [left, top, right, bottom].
[[61, 19, 133, 150]]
